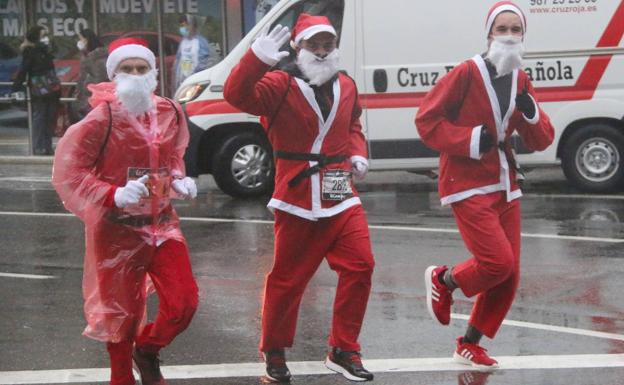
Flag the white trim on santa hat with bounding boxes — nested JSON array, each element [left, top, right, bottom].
[[485, 3, 526, 36], [294, 24, 336, 45], [106, 44, 156, 80]]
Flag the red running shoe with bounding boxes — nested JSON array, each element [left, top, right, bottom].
[[453, 337, 499, 370], [424, 265, 453, 325]]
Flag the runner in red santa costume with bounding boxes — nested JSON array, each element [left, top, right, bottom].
[[224, 13, 375, 383], [52, 38, 199, 385], [416, 1, 554, 370]]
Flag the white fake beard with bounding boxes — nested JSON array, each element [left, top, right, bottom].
[[486, 35, 525, 78], [296, 48, 340, 86], [114, 69, 158, 115]]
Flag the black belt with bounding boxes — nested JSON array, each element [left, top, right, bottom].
[[274, 150, 347, 187], [106, 212, 172, 227], [498, 142, 525, 184]]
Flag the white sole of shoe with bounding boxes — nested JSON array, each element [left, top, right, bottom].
[[262, 374, 291, 383], [325, 357, 369, 382], [453, 352, 499, 371], [424, 265, 438, 323], [131, 359, 142, 384]]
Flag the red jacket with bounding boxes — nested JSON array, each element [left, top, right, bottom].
[[224, 49, 368, 220], [416, 55, 554, 205]]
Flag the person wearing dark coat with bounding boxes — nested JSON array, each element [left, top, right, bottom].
[[12, 25, 60, 155], [70, 28, 108, 123]]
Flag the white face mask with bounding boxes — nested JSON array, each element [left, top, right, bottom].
[[114, 69, 158, 116], [40, 36, 50, 46], [296, 48, 340, 86], [77, 40, 86, 51], [486, 34, 524, 78]]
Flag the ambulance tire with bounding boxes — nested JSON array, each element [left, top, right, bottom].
[[212, 132, 275, 198], [561, 123, 624, 193]]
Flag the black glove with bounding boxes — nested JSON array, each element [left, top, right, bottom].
[[515, 86, 536, 119], [479, 125, 494, 154]]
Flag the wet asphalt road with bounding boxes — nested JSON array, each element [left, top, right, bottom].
[[0, 164, 623, 385]]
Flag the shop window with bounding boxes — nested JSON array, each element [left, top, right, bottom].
[[164, 1, 225, 96], [0, 0, 25, 97]]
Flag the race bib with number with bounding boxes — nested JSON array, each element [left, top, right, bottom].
[[322, 169, 353, 201], [124, 167, 171, 215]]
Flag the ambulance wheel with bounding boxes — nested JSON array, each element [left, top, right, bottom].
[[212, 132, 274, 198], [561, 123, 624, 192]]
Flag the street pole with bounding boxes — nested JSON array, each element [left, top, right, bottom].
[[156, 0, 166, 97]]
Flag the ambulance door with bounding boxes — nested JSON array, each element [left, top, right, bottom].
[[359, 0, 486, 171], [517, 1, 624, 192]]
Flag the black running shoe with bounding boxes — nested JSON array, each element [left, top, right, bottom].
[[132, 347, 166, 385], [263, 349, 291, 383], [325, 347, 373, 381]]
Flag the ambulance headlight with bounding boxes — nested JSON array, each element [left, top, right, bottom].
[[175, 81, 210, 103]]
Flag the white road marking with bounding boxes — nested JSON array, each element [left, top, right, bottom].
[[1, 354, 623, 384], [0, 211, 622, 243], [369, 224, 624, 243], [0, 272, 56, 280], [0, 140, 29, 145], [1, 176, 623, 200], [0, 176, 52, 182], [525, 193, 624, 200], [182, 216, 273, 225], [451, 313, 624, 341], [0, 211, 72, 218]]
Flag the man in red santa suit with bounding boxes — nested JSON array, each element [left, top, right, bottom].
[[52, 38, 199, 385], [416, 1, 554, 370], [224, 13, 375, 383]]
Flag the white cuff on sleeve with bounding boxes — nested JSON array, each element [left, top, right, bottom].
[[350, 155, 369, 167], [470, 125, 483, 160], [523, 94, 540, 125]]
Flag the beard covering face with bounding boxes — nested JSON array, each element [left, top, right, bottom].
[[114, 69, 158, 115], [486, 35, 524, 78], [296, 48, 340, 86]]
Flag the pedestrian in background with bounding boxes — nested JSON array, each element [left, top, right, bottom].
[[416, 1, 554, 370], [69, 27, 108, 123], [171, 14, 214, 94], [12, 25, 60, 155]]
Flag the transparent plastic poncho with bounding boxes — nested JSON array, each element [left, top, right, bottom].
[[52, 82, 190, 342]]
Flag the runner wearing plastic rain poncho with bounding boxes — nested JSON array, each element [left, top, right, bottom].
[[52, 37, 199, 385]]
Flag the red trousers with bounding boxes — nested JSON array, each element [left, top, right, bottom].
[[451, 192, 521, 338], [260, 205, 375, 352], [106, 240, 198, 385]]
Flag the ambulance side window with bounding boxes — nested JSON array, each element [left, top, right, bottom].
[[271, 0, 345, 43]]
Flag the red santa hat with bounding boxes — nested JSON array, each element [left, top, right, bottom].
[[105, 37, 156, 80], [485, 1, 527, 35], [291, 13, 336, 47]]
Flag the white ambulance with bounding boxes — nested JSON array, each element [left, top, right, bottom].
[[176, 0, 624, 197]]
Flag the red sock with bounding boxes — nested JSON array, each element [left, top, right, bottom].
[[106, 341, 135, 385]]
